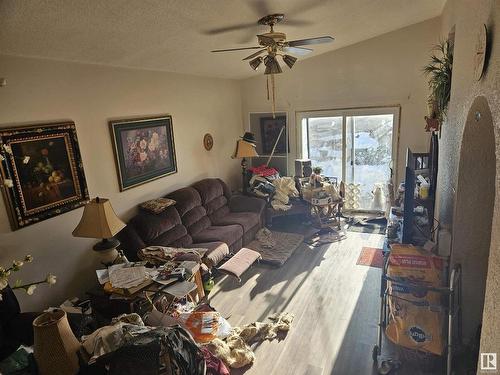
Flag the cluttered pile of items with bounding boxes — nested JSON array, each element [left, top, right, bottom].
[[2, 247, 295, 375]]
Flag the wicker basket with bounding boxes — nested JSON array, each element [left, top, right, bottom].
[[33, 309, 81, 375]]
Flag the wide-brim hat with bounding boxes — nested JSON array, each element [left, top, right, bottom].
[[240, 132, 256, 144]]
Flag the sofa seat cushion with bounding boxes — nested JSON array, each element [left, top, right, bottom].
[[211, 211, 260, 233], [191, 224, 243, 248], [188, 241, 229, 268]]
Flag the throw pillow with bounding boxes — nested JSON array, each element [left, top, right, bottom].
[[140, 198, 176, 215]]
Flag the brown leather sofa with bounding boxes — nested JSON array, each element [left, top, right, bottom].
[[118, 178, 265, 268]]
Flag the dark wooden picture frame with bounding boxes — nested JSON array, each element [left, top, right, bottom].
[[0, 121, 89, 230], [260, 115, 287, 154], [110, 115, 177, 191]]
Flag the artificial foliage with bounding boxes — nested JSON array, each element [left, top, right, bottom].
[[423, 40, 453, 128]]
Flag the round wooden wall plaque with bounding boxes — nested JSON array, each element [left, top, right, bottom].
[[203, 133, 214, 150]]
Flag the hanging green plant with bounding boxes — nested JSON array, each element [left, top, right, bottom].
[[423, 40, 453, 131]]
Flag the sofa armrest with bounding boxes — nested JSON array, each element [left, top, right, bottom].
[[229, 194, 266, 214]]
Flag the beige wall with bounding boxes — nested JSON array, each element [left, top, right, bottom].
[[0, 55, 242, 310], [437, 0, 500, 360], [240, 18, 440, 185]]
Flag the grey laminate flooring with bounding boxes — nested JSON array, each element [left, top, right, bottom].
[[209, 231, 444, 375]]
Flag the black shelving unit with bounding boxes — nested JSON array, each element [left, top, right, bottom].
[[402, 148, 435, 245]]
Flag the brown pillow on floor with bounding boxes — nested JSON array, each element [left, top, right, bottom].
[[140, 198, 176, 214]]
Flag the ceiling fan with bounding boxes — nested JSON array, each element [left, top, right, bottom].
[[211, 13, 334, 74]]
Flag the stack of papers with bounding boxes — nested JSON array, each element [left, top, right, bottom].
[[108, 264, 147, 289]]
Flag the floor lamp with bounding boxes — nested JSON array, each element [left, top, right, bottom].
[[232, 139, 258, 194]]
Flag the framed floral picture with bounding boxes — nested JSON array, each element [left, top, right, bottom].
[[110, 115, 177, 191], [0, 121, 89, 230]]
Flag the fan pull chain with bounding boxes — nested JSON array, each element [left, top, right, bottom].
[[266, 75, 270, 100], [265, 75, 276, 118], [271, 73, 276, 119]]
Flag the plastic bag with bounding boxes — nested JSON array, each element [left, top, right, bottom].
[[178, 311, 220, 343]]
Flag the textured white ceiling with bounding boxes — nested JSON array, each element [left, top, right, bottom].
[[0, 0, 445, 79]]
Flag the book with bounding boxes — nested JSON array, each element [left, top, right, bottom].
[[103, 278, 153, 296]]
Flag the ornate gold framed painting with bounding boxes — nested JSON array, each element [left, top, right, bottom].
[[110, 115, 177, 191], [0, 121, 89, 230]]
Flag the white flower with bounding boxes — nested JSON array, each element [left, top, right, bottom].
[[3, 144, 12, 155], [25, 284, 36, 295], [12, 260, 23, 271], [22, 156, 30, 164], [0, 278, 8, 291], [46, 274, 57, 285], [4, 179, 13, 188]]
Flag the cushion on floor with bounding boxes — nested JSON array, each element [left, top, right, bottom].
[[218, 248, 261, 279], [246, 231, 304, 267]]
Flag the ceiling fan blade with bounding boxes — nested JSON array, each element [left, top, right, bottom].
[[288, 36, 335, 47], [203, 23, 256, 35], [282, 46, 313, 56], [287, 0, 326, 17], [257, 34, 276, 47], [243, 49, 267, 60], [283, 19, 314, 27], [211, 46, 262, 53], [247, 0, 271, 17]]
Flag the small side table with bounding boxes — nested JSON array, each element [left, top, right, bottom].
[[308, 199, 343, 229], [87, 268, 205, 321]]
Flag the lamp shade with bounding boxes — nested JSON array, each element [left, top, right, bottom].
[[264, 55, 282, 75], [282, 54, 297, 69], [231, 140, 259, 159], [72, 197, 125, 239]]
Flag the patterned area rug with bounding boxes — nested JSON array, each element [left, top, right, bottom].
[[246, 231, 304, 267], [347, 217, 387, 235], [356, 247, 384, 268]]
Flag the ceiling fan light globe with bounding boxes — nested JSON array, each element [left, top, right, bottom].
[[249, 57, 263, 70], [282, 54, 297, 69], [264, 55, 282, 75]]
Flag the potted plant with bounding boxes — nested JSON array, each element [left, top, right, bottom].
[[0, 255, 57, 360], [423, 40, 453, 132]]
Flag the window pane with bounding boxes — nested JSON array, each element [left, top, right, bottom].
[[348, 114, 393, 209], [307, 117, 343, 178]]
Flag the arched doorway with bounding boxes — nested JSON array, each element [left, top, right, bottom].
[[452, 96, 496, 346]]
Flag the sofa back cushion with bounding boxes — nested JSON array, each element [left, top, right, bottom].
[[192, 178, 231, 223], [166, 187, 211, 236], [122, 207, 193, 251]]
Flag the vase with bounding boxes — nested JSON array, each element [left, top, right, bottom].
[[33, 309, 81, 375], [0, 285, 22, 361]]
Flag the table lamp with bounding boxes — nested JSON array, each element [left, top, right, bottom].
[[72, 197, 126, 265], [232, 134, 258, 194]]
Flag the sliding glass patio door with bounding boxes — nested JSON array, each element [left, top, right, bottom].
[[298, 107, 399, 211]]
